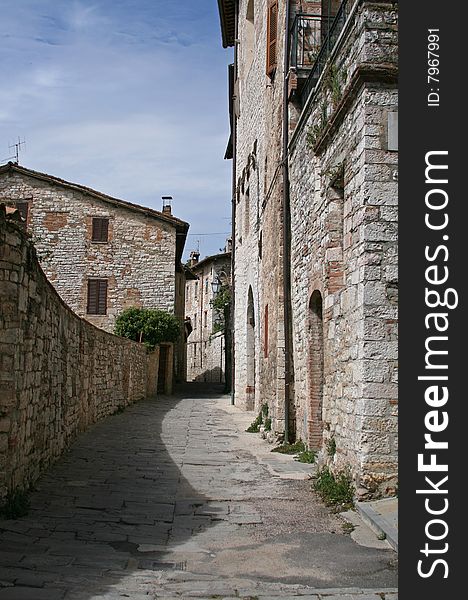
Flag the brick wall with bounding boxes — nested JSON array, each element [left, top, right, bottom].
[[0, 207, 158, 498]]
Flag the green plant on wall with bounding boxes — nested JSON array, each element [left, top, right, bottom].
[[322, 162, 345, 190], [246, 413, 263, 433], [306, 101, 329, 148], [114, 307, 180, 351], [306, 64, 346, 149], [313, 466, 354, 510], [246, 403, 269, 433], [325, 63, 345, 108], [211, 285, 231, 333], [327, 437, 337, 457]]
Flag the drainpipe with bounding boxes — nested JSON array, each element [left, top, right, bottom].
[[282, 0, 293, 443], [230, 1, 239, 405]]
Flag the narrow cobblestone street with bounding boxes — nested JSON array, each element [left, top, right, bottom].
[[0, 387, 398, 599]]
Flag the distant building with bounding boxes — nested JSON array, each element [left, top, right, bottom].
[[185, 247, 232, 383], [0, 162, 190, 382]]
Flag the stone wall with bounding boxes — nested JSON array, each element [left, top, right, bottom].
[[187, 332, 225, 384], [233, 0, 288, 425], [174, 269, 187, 382], [0, 208, 158, 498], [288, 0, 398, 497], [0, 169, 179, 333]]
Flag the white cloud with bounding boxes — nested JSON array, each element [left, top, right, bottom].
[[0, 0, 233, 258]]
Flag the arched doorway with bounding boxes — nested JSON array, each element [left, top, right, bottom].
[[246, 287, 256, 410], [308, 290, 324, 448]]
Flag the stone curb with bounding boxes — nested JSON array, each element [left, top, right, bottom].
[[356, 501, 398, 551]]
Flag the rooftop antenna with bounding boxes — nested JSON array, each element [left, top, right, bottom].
[[8, 137, 26, 164]]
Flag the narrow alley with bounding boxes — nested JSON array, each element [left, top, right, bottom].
[[0, 386, 397, 600]]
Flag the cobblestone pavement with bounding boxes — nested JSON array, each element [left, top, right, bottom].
[[0, 386, 398, 599]]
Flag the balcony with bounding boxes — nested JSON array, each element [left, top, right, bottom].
[[289, 1, 351, 105]]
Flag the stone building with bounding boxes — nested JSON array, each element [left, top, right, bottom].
[[218, 0, 398, 497], [185, 248, 232, 383], [0, 162, 190, 382]]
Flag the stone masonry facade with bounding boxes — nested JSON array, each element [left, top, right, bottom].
[[0, 163, 189, 337], [185, 251, 231, 383], [0, 206, 159, 499], [289, 1, 398, 496], [219, 0, 398, 497], [231, 0, 288, 433]]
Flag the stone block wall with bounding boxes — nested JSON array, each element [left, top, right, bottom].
[[0, 208, 157, 498], [187, 332, 225, 384], [288, 0, 398, 497], [233, 0, 288, 425]]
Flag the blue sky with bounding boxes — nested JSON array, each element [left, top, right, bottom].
[[0, 0, 233, 259]]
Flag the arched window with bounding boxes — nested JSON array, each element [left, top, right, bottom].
[[246, 286, 256, 410]]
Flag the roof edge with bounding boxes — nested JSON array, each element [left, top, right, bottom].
[[0, 162, 189, 232], [217, 0, 236, 48], [190, 251, 231, 272]]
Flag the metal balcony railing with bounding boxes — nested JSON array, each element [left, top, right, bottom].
[[297, 0, 351, 105], [290, 14, 325, 70]]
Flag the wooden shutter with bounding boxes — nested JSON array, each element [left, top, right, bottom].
[[87, 279, 108, 315], [92, 217, 109, 242], [97, 280, 108, 315], [87, 280, 98, 314], [266, 0, 278, 76]]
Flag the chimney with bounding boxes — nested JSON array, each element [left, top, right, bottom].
[[162, 195, 172, 215], [225, 237, 232, 253], [189, 250, 200, 267]]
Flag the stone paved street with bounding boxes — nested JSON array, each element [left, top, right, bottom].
[[0, 386, 398, 599]]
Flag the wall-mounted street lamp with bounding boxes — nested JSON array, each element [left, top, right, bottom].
[[211, 278, 222, 295], [210, 271, 231, 396], [211, 271, 228, 295]]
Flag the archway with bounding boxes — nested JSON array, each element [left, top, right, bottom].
[[246, 286, 256, 410], [308, 290, 324, 448]]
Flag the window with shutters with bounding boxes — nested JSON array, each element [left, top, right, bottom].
[[91, 217, 109, 242], [266, 0, 278, 76], [87, 279, 108, 315]]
